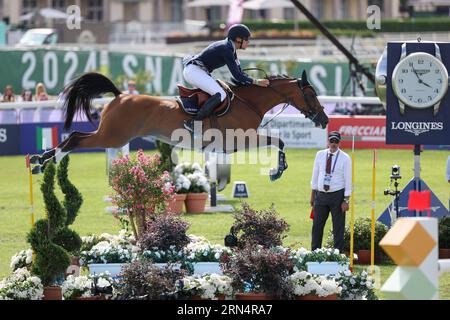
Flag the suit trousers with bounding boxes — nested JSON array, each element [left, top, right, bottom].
[[311, 189, 346, 252]]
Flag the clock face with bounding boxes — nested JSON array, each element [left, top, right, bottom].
[[392, 52, 449, 109]]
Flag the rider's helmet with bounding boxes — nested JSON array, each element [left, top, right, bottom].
[[227, 24, 251, 41]]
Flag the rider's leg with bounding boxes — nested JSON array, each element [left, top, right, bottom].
[[182, 64, 226, 132]]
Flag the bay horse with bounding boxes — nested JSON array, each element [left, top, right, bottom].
[[30, 70, 328, 180]]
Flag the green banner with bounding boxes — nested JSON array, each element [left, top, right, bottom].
[[0, 49, 375, 97]]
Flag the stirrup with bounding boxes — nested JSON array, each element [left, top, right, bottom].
[[183, 120, 194, 132]]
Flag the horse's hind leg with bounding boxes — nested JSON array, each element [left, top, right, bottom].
[[31, 131, 94, 174]]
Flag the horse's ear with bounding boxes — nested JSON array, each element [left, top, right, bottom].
[[301, 70, 310, 87]]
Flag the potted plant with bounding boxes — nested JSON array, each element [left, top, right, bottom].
[[174, 162, 210, 213], [176, 274, 233, 300], [61, 272, 113, 300], [326, 218, 389, 265], [291, 247, 349, 275], [112, 259, 185, 300], [109, 150, 175, 239], [139, 213, 191, 268], [288, 271, 341, 300], [230, 203, 290, 249], [439, 217, 450, 259], [167, 171, 191, 214], [222, 245, 295, 300], [26, 162, 72, 300], [0, 268, 44, 300], [10, 249, 33, 272], [184, 235, 232, 275], [334, 270, 377, 300]]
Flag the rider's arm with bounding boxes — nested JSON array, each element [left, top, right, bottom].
[[223, 49, 254, 85]]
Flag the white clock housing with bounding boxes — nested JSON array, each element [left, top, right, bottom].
[[392, 49, 448, 114]]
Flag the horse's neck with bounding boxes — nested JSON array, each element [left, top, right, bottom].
[[235, 85, 285, 114]]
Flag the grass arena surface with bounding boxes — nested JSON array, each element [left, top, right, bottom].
[[0, 148, 448, 299]]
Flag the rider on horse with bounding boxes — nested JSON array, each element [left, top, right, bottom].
[[182, 24, 270, 133]]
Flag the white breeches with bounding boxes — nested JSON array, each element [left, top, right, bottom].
[[183, 64, 227, 102]]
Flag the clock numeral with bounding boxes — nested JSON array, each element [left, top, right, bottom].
[[438, 79, 442, 84], [418, 98, 423, 103], [409, 62, 413, 67], [435, 69, 440, 74], [428, 96, 433, 101], [409, 96, 413, 100], [418, 59, 424, 64], [399, 79, 404, 83], [402, 69, 408, 74], [401, 89, 406, 93], [435, 89, 439, 93]]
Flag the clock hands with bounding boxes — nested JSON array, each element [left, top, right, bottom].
[[411, 65, 432, 88]]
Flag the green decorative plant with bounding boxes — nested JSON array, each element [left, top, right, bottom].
[[231, 203, 290, 249], [439, 216, 450, 249], [53, 156, 83, 255], [27, 162, 71, 286], [325, 218, 390, 263], [156, 140, 176, 173]]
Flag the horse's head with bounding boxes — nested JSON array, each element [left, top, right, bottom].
[[270, 71, 328, 129], [294, 71, 328, 128]]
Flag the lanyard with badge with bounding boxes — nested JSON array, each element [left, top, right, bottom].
[[324, 150, 340, 188]]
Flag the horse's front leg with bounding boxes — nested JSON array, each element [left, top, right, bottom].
[[255, 134, 287, 181]]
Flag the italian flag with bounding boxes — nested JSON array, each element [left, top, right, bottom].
[[36, 126, 58, 151]]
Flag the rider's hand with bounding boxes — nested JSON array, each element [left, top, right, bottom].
[[255, 79, 269, 87]]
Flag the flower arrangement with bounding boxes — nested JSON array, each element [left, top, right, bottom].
[[291, 247, 350, 272], [62, 272, 113, 300], [172, 172, 191, 194], [185, 238, 232, 263], [334, 270, 377, 300], [0, 268, 43, 300], [81, 229, 136, 252], [288, 271, 341, 298], [113, 259, 186, 300], [80, 240, 138, 265], [173, 162, 210, 193], [230, 203, 290, 248], [141, 246, 185, 264], [176, 274, 233, 299], [10, 249, 33, 271], [139, 213, 191, 252], [222, 244, 295, 299], [109, 150, 175, 239]]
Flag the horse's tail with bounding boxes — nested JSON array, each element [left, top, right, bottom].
[[62, 72, 122, 131]]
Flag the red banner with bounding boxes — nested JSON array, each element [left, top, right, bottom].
[[328, 116, 411, 149]]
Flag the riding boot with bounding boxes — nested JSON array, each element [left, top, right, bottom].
[[184, 93, 222, 133]]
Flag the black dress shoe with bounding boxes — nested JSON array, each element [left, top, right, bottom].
[[183, 120, 194, 132]]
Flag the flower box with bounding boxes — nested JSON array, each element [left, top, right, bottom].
[[306, 262, 349, 275], [192, 262, 222, 275], [154, 263, 182, 269], [88, 263, 126, 277]]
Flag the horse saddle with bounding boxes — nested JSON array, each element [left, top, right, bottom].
[[176, 80, 233, 117]]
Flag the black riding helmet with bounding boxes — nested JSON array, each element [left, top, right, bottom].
[[227, 24, 251, 41]]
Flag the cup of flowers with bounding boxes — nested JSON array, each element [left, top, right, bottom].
[[334, 270, 377, 300], [184, 235, 232, 275], [0, 268, 44, 300], [174, 162, 210, 213], [61, 272, 113, 300], [176, 273, 233, 300], [288, 271, 341, 300], [10, 249, 33, 272]]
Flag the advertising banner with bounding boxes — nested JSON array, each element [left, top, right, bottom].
[[327, 116, 411, 149], [0, 124, 21, 155], [261, 115, 327, 149], [386, 42, 450, 145]]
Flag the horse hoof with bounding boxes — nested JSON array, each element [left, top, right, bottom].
[[31, 165, 42, 175], [269, 168, 283, 181], [29, 154, 42, 165]]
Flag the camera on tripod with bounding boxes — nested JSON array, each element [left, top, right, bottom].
[[224, 226, 238, 247], [390, 165, 401, 179]]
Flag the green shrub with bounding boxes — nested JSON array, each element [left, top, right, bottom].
[[325, 217, 390, 263], [439, 216, 450, 249]]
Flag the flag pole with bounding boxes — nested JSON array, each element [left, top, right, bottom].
[[371, 149, 377, 276], [349, 136, 355, 271]]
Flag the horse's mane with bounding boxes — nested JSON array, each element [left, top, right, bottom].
[[227, 74, 294, 89]]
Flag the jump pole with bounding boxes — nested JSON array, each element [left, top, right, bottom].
[[371, 149, 377, 276], [349, 136, 355, 271]]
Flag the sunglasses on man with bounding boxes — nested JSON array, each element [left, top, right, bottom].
[[329, 138, 339, 144]]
